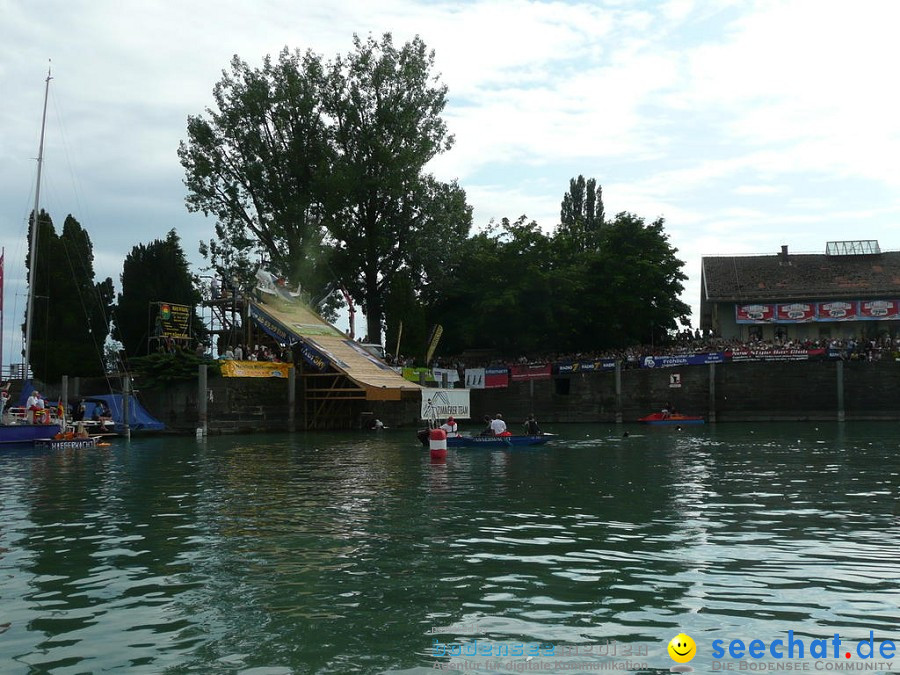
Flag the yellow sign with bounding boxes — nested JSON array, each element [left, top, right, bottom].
[[220, 360, 293, 378]]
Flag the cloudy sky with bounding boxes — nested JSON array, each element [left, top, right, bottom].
[[2, 0, 899, 369]]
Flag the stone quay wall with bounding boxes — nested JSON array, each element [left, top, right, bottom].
[[66, 360, 898, 434]]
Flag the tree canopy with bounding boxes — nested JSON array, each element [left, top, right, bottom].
[[180, 33, 471, 342], [113, 230, 205, 358], [24, 211, 114, 381], [418, 178, 690, 359]]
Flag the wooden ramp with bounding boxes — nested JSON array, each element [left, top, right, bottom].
[[249, 290, 420, 401]]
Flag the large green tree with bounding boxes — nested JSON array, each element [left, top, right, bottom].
[[323, 34, 470, 343], [180, 33, 471, 343], [559, 175, 604, 252], [113, 230, 205, 357], [180, 48, 334, 303], [24, 211, 114, 381]]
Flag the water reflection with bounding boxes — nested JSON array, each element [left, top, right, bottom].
[[0, 424, 898, 673]]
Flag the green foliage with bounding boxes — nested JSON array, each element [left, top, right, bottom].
[[421, 178, 690, 358], [180, 33, 471, 344], [127, 351, 220, 389], [24, 211, 114, 382], [113, 230, 206, 357]]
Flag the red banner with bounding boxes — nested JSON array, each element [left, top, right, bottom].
[[735, 304, 775, 323], [817, 301, 857, 321], [484, 367, 509, 389], [509, 364, 552, 381], [776, 303, 815, 322], [859, 300, 899, 319]]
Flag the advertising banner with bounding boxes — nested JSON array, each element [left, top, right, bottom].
[[402, 367, 436, 384], [859, 300, 899, 320], [555, 359, 617, 374], [421, 388, 470, 420], [464, 368, 485, 389], [735, 304, 775, 323], [727, 348, 826, 362], [641, 353, 726, 368], [509, 364, 552, 381], [776, 303, 815, 322], [220, 360, 293, 378], [817, 301, 857, 321], [155, 302, 191, 338], [484, 367, 509, 389], [432, 368, 460, 385]]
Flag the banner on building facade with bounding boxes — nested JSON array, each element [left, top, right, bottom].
[[738, 299, 900, 323], [817, 301, 857, 321], [776, 303, 815, 322]]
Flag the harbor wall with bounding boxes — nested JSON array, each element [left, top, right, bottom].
[[64, 360, 899, 433]]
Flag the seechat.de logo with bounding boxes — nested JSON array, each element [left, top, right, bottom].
[[668, 633, 697, 671]]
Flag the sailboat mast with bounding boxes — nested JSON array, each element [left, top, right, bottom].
[[23, 66, 52, 377]]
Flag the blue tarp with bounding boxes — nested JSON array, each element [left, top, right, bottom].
[[79, 394, 165, 432]]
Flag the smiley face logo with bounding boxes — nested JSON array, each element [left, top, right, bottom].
[[668, 633, 696, 663]]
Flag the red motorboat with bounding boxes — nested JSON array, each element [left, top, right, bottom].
[[637, 412, 705, 425]]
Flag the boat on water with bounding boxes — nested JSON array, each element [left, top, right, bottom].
[[34, 436, 100, 450], [0, 69, 64, 446], [416, 429, 551, 448], [637, 412, 705, 425]]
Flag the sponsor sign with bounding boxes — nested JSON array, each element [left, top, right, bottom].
[[817, 301, 857, 321], [555, 359, 617, 374], [641, 353, 726, 368], [735, 304, 775, 323], [432, 367, 460, 385], [484, 367, 509, 389], [510, 364, 552, 381], [403, 367, 436, 384], [421, 388, 470, 421], [859, 299, 899, 320], [669, 373, 682, 388], [155, 302, 191, 338], [464, 368, 485, 389], [727, 348, 826, 362], [776, 303, 815, 322], [220, 360, 293, 378]]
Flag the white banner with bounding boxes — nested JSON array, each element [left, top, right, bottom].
[[464, 368, 485, 389], [421, 388, 470, 421], [432, 367, 460, 385]]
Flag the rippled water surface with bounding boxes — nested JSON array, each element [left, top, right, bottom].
[[1, 423, 898, 674]]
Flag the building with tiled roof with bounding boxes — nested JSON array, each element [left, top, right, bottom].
[[700, 241, 900, 341]]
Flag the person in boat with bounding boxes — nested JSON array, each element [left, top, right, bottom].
[[75, 421, 89, 439], [98, 402, 112, 422], [490, 413, 509, 436], [523, 414, 541, 436], [661, 401, 673, 419], [478, 415, 494, 437], [439, 416, 459, 437], [72, 399, 86, 422], [26, 390, 49, 424], [0, 389, 10, 423]]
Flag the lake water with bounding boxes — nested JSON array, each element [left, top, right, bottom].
[[1, 423, 898, 674]]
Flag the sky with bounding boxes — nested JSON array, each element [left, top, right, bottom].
[[2, 0, 900, 370]]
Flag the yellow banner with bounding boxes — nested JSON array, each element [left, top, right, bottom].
[[220, 360, 293, 378]]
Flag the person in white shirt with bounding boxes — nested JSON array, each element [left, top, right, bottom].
[[489, 413, 507, 436], [26, 390, 47, 424], [439, 416, 459, 437]]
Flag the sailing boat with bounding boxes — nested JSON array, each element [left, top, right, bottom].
[[0, 68, 64, 445]]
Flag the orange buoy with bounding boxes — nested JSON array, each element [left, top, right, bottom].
[[429, 428, 447, 459]]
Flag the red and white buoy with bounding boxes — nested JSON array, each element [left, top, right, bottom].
[[429, 428, 447, 460]]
